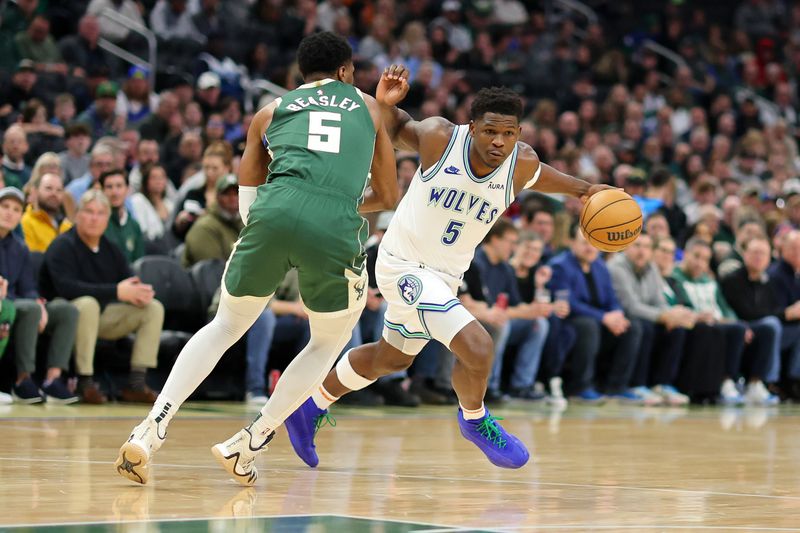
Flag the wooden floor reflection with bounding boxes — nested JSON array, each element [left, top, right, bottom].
[[1, 402, 799, 531]]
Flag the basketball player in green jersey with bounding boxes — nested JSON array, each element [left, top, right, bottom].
[[114, 32, 398, 486]]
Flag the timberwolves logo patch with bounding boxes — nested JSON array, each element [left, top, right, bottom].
[[398, 275, 423, 305]]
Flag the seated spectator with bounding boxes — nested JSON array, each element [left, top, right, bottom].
[[471, 219, 552, 400], [164, 131, 203, 190], [87, 0, 146, 46], [671, 238, 759, 404], [220, 98, 244, 143], [722, 236, 798, 403], [99, 169, 144, 264], [2, 125, 32, 189], [510, 231, 571, 407], [0, 186, 78, 404], [195, 72, 222, 116], [150, 0, 204, 44], [137, 92, 179, 146], [14, 14, 66, 75], [66, 144, 114, 205], [21, 173, 72, 252], [58, 124, 91, 185], [51, 94, 77, 129], [19, 100, 65, 161], [549, 224, 643, 402], [39, 190, 164, 404], [181, 174, 278, 404], [28, 151, 62, 197], [768, 230, 800, 398], [130, 163, 175, 246], [58, 15, 111, 78], [76, 81, 121, 140], [0, 297, 15, 404], [0, 60, 45, 128], [519, 205, 557, 263], [608, 233, 694, 405], [116, 66, 159, 127], [172, 142, 232, 239]]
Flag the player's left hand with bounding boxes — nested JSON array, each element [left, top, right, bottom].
[[376, 64, 410, 107], [580, 184, 617, 204]]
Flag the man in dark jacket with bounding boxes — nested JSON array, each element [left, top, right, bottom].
[[549, 224, 643, 402], [766, 231, 800, 396], [0, 187, 78, 404], [718, 236, 782, 404], [40, 189, 163, 404]]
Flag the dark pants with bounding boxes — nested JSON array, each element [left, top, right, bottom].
[[539, 315, 577, 382], [12, 299, 79, 375], [743, 318, 778, 381], [636, 321, 687, 386], [566, 315, 643, 394]]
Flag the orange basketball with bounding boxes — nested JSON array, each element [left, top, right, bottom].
[[580, 189, 643, 252]]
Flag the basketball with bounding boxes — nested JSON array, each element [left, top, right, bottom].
[[580, 189, 643, 252]]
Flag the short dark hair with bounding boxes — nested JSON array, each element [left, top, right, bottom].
[[296, 32, 352, 78], [99, 168, 128, 187], [471, 87, 523, 121], [483, 217, 517, 243], [684, 236, 711, 253], [65, 123, 91, 139]]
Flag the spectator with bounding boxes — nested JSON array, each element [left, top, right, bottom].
[[39, 190, 163, 404], [549, 225, 643, 402], [58, 15, 110, 77], [58, 124, 91, 185], [51, 94, 76, 129], [14, 14, 66, 75], [768, 230, 800, 398], [172, 141, 231, 239], [150, 0, 204, 44], [19, 100, 64, 162], [86, 0, 146, 46], [128, 139, 161, 193], [519, 204, 557, 262], [608, 233, 694, 405], [0, 186, 79, 404], [195, 72, 222, 116], [130, 163, 174, 246], [137, 92, 179, 145], [0, 294, 14, 403], [2, 125, 32, 189], [0, 60, 43, 126], [720, 236, 785, 404], [65, 144, 114, 204], [165, 131, 203, 188], [116, 66, 158, 127], [471, 219, 552, 400], [21, 172, 72, 252], [671, 238, 751, 404], [220, 98, 244, 143], [99, 169, 144, 264], [76, 81, 122, 140]]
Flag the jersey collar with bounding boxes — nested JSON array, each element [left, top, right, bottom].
[[298, 78, 336, 89]]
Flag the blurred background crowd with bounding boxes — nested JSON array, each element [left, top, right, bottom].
[[1, 0, 800, 410]]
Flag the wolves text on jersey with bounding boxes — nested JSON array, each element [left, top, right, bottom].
[[427, 186, 500, 225]]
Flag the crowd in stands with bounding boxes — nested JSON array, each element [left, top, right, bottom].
[[1, 0, 800, 408]]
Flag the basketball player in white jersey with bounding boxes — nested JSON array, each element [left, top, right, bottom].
[[284, 65, 611, 469]]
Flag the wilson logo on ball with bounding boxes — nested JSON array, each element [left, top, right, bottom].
[[606, 227, 641, 241]]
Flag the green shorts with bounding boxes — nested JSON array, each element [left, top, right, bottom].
[[223, 178, 369, 315]]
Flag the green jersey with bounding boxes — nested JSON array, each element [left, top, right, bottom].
[[263, 79, 376, 201]]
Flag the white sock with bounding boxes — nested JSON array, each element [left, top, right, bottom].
[[312, 384, 339, 410], [155, 287, 270, 430], [250, 308, 363, 438], [148, 395, 177, 426], [460, 403, 486, 420]]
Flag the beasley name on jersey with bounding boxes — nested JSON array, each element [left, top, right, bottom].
[[381, 124, 521, 278]]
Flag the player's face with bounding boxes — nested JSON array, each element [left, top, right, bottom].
[[469, 113, 520, 168]]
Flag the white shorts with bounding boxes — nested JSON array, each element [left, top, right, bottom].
[[376, 247, 475, 355]]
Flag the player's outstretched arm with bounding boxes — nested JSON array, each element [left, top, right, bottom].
[[360, 93, 399, 213], [514, 144, 614, 202]]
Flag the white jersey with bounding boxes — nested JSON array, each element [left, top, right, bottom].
[[381, 124, 536, 278]]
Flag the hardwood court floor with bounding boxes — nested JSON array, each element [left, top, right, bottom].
[[1, 401, 799, 531]]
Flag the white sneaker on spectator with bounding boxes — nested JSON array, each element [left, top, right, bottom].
[[720, 378, 744, 405], [245, 392, 268, 406], [0, 391, 11, 404], [630, 386, 663, 406], [744, 381, 779, 406], [546, 377, 568, 409], [652, 384, 689, 406]]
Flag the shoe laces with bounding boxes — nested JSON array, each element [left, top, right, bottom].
[[314, 412, 336, 436], [475, 415, 507, 449]]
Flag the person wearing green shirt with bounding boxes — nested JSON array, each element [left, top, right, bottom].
[[100, 169, 144, 264]]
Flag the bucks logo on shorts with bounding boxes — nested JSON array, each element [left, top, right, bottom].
[[398, 275, 423, 305]]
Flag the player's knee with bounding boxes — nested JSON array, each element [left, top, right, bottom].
[[452, 325, 494, 373], [376, 352, 414, 374]]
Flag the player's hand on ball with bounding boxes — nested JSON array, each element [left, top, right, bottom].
[[377, 64, 410, 106], [580, 184, 617, 204]]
